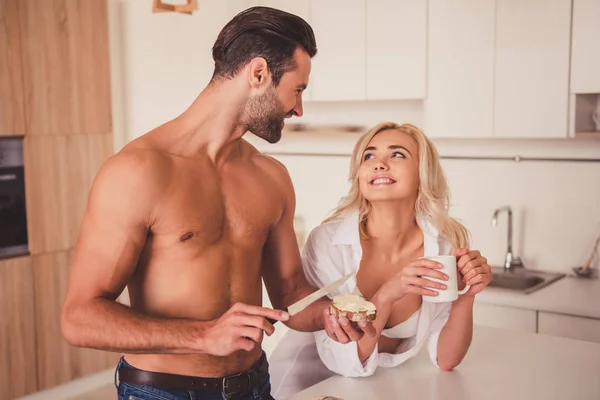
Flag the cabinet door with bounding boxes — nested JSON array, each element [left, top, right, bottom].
[[473, 302, 537, 333], [272, 154, 351, 232], [18, 0, 112, 135], [25, 134, 113, 254], [33, 251, 119, 390], [366, 0, 426, 100], [310, 0, 366, 101], [426, 0, 495, 138], [0, 256, 38, 399], [538, 312, 600, 344], [570, 0, 600, 93], [0, 0, 26, 136], [495, 0, 571, 138]]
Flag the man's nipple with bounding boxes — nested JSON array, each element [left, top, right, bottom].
[[179, 231, 194, 242]]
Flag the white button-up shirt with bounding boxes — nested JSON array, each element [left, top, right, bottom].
[[269, 213, 454, 399]]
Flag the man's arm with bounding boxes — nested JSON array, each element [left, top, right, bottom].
[[260, 159, 329, 332], [61, 151, 287, 355]]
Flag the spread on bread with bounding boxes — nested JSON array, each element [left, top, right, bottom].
[[330, 293, 377, 322]]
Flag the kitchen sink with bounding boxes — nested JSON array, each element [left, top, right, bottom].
[[489, 267, 565, 294]]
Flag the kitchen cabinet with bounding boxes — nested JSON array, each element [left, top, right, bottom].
[[494, 0, 571, 138], [570, 0, 600, 93], [473, 302, 537, 333], [18, 0, 112, 136], [24, 134, 113, 254], [0, 256, 37, 399], [272, 154, 351, 232], [0, 0, 26, 136], [425, 0, 495, 138], [538, 312, 600, 344], [310, 0, 426, 102], [310, 0, 366, 101], [366, 0, 426, 100], [24, 135, 72, 254], [33, 251, 118, 390]]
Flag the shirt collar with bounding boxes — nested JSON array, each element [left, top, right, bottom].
[[331, 212, 361, 246], [330, 211, 441, 256]]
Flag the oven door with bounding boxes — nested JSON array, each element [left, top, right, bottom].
[[0, 165, 29, 258]]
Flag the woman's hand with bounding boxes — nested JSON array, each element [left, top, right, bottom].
[[455, 248, 492, 296], [378, 258, 450, 304], [322, 307, 377, 344]]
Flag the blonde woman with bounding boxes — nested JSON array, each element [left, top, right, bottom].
[[269, 123, 492, 399]]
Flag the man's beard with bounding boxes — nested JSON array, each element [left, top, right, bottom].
[[243, 85, 288, 144]]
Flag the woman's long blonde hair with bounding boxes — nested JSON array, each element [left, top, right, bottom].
[[324, 122, 470, 249]]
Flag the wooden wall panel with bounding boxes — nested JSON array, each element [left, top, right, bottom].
[[0, 0, 26, 136], [68, 134, 114, 246], [24, 135, 71, 254], [0, 256, 37, 399], [18, 0, 112, 136], [33, 251, 118, 391], [24, 134, 113, 254]]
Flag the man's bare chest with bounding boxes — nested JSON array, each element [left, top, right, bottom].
[[149, 167, 284, 248]]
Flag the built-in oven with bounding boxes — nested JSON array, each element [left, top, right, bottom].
[[0, 137, 29, 259]]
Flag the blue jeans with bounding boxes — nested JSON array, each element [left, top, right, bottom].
[[115, 357, 275, 400]]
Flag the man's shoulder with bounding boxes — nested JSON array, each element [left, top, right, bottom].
[[244, 142, 288, 172], [243, 141, 292, 185], [96, 140, 172, 193]]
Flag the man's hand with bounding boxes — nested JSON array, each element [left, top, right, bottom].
[[198, 303, 289, 356], [322, 307, 376, 344]]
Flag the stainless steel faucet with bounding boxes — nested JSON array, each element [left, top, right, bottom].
[[492, 206, 524, 270]]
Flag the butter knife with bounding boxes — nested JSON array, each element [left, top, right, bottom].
[[267, 272, 353, 325]]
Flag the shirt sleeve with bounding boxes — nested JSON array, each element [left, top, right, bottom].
[[313, 330, 378, 377], [426, 301, 452, 367], [300, 225, 379, 377]]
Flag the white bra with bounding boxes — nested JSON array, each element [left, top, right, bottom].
[[381, 308, 421, 339]]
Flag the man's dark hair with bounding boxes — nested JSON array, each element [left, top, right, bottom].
[[211, 6, 317, 85]]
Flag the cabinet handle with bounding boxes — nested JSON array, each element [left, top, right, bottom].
[[0, 173, 17, 181]]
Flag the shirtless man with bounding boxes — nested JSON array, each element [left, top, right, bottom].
[[60, 7, 350, 400]]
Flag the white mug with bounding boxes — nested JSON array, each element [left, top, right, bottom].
[[422, 255, 470, 303]]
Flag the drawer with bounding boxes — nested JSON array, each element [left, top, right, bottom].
[[473, 302, 537, 333], [538, 312, 600, 343]]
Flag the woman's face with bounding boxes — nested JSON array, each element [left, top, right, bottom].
[[358, 129, 420, 204]]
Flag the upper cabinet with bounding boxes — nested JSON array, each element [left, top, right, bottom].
[[570, 0, 600, 93], [426, 0, 495, 138], [234, 1, 440, 103], [427, 0, 572, 139], [310, 0, 366, 101], [0, 0, 26, 136], [366, 0, 426, 100], [494, 0, 571, 138], [18, 0, 113, 136], [309, 0, 426, 101]]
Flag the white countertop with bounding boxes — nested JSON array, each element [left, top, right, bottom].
[[290, 325, 600, 400], [477, 276, 600, 319]]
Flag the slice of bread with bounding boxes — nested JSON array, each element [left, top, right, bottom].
[[329, 294, 377, 322]]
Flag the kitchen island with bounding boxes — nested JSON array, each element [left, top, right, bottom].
[[289, 325, 600, 400]]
